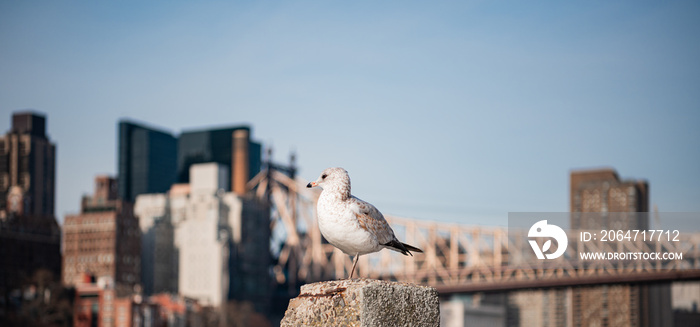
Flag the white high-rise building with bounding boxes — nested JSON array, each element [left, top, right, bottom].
[[135, 163, 270, 309], [177, 163, 231, 307]]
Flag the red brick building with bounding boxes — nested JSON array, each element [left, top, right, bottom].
[[63, 176, 140, 297]]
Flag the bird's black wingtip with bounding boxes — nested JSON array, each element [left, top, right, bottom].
[[403, 243, 423, 255], [384, 240, 423, 256]]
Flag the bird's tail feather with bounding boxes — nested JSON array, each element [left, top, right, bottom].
[[384, 240, 423, 256]]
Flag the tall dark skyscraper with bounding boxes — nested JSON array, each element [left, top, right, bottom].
[[118, 121, 177, 203], [0, 111, 61, 314], [178, 125, 261, 194], [0, 111, 56, 218]]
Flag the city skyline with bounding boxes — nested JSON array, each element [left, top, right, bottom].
[[1, 1, 699, 226]]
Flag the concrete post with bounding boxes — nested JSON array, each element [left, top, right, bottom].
[[281, 279, 439, 327]]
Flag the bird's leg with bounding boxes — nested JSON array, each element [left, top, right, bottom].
[[349, 254, 360, 279]]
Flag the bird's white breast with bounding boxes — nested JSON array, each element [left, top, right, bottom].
[[317, 192, 380, 255]]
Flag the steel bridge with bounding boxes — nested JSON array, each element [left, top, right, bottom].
[[248, 166, 700, 294]]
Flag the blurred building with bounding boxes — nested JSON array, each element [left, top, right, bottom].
[[73, 272, 199, 327], [134, 193, 177, 296], [502, 168, 671, 326], [62, 176, 141, 296], [72, 274, 102, 327], [569, 168, 671, 327], [0, 111, 56, 218], [507, 289, 569, 327], [118, 121, 262, 204], [671, 280, 700, 326], [0, 213, 61, 294], [440, 293, 506, 327], [177, 163, 231, 307], [570, 168, 649, 229], [0, 111, 61, 313], [149, 293, 187, 327], [178, 126, 261, 195], [118, 120, 178, 203], [135, 163, 271, 312], [73, 273, 120, 327]]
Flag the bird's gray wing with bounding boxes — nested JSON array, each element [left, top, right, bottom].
[[348, 195, 395, 245]]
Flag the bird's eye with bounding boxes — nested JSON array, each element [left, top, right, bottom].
[[321, 174, 327, 179]]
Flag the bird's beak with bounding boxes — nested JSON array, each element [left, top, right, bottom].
[[307, 182, 317, 188]]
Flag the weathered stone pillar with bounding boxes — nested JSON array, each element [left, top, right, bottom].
[[281, 279, 439, 327]]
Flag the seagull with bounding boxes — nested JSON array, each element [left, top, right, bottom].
[[307, 167, 423, 279]]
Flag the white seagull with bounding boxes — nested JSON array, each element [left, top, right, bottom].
[[307, 167, 422, 279]]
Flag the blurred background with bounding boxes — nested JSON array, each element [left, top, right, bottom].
[[1, 1, 699, 326]]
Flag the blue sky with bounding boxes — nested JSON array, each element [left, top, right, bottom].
[[1, 1, 699, 226]]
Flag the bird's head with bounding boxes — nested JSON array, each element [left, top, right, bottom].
[[307, 167, 350, 191]]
